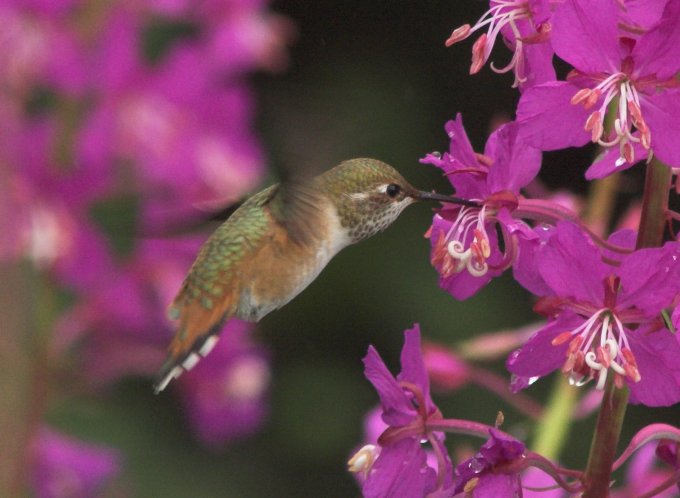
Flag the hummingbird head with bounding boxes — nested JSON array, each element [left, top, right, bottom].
[[321, 158, 469, 243]]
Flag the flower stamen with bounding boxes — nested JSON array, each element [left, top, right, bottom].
[[555, 309, 641, 389], [438, 205, 492, 277], [571, 72, 654, 166], [446, 0, 537, 85], [348, 444, 379, 476]]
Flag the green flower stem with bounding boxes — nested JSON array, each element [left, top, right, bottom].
[[531, 376, 578, 460], [582, 378, 630, 498], [582, 157, 671, 497], [586, 174, 620, 237], [0, 262, 55, 497], [0, 262, 38, 495], [637, 157, 671, 250], [531, 171, 621, 461]]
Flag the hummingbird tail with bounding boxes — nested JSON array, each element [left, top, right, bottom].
[[153, 333, 221, 394], [153, 296, 234, 394]]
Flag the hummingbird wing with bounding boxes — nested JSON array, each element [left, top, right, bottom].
[[266, 177, 322, 246]]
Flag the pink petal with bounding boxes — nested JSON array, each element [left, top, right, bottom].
[[551, 0, 622, 74], [621, 0, 670, 32], [363, 347, 415, 427], [641, 90, 680, 168], [362, 438, 436, 498], [632, 0, 680, 80], [585, 140, 647, 180], [486, 121, 542, 193], [537, 222, 607, 303], [627, 326, 680, 407], [520, 39, 557, 90], [517, 81, 591, 151], [506, 313, 584, 378], [446, 114, 477, 168], [396, 326, 432, 408], [512, 225, 552, 296], [617, 242, 680, 315]]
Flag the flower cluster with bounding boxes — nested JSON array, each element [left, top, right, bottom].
[[1, 0, 290, 494], [351, 0, 680, 496], [422, 0, 680, 404]]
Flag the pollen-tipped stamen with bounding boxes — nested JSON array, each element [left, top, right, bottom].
[[348, 444, 379, 476], [556, 310, 641, 390]]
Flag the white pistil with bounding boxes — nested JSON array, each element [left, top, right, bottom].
[[444, 205, 491, 277], [575, 74, 650, 166], [560, 309, 640, 389]]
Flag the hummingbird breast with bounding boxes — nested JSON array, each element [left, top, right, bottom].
[[233, 198, 351, 321], [235, 205, 350, 321]]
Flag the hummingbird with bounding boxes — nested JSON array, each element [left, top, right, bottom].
[[153, 158, 473, 393]]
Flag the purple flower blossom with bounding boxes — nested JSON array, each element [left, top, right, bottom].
[[507, 222, 680, 406], [454, 429, 527, 496], [517, 0, 680, 173], [608, 441, 679, 498], [0, 0, 288, 384], [522, 467, 567, 498], [353, 325, 454, 498], [655, 440, 680, 497], [422, 115, 543, 299], [445, 0, 554, 88], [30, 429, 121, 498], [422, 342, 471, 391], [177, 320, 270, 446], [0, 4, 288, 472]]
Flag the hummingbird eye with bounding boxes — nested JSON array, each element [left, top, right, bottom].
[[386, 183, 401, 198]]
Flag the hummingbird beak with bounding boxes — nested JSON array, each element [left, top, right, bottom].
[[414, 190, 479, 207]]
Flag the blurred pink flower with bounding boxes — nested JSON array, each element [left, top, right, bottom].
[[177, 319, 271, 446], [0, 0, 288, 463], [30, 428, 121, 498]]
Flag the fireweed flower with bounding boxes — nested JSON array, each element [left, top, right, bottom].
[[507, 222, 680, 406], [348, 407, 388, 484], [422, 115, 545, 299], [608, 442, 680, 498], [177, 320, 270, 446], [350, 325, 454, 498], [350, 407, 451, 493], [445, 0, 554, 88], [517, 0, 680, 174], [30, 428, 121, 498], [0, 0, 287, 465], [422, 342, 471, 391], [454, 429, 527, 497]]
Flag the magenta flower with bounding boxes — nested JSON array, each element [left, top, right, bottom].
[[608, 441, 679, 498], [422, 115, 543, 299], [30, 429, 121, 498], [454, 429, 527, 496], [522, 468, 567, 498], [517, 0, 680, 174], [177, 320, 270, 446], [445, 0, 554, 88], [349, 407, 449, 494], [422, 342, 471, 391], [0, 0, 289, 396], [655, 440, 680, 496], [355, 325, 454, 498], [507, 222, 680, 406]]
